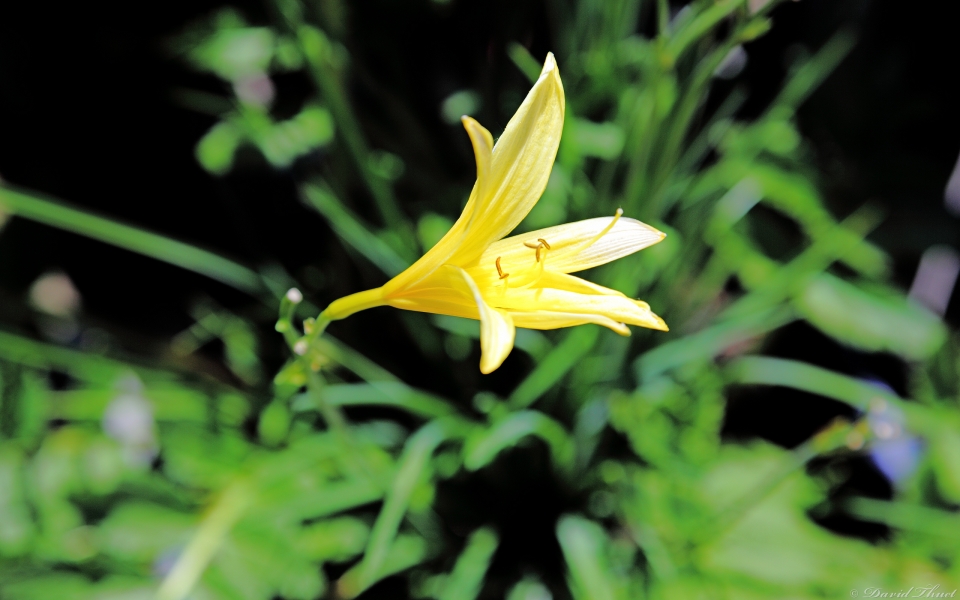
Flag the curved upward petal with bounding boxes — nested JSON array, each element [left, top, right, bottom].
[[382, 118, 494, 296], [452, 53, 566, 265]]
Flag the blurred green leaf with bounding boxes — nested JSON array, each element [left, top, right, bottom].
[[301, 183, 411, 275], [557, 515, 624, 600], [436, 527, 499, 600], [441, 91, 482, 125], [0, 186, 266, 297], [796, 274, 947, 360], [463, 411, 575, 473], [196, 122, 242, 174], [352, 418, 471, 594], [97, 502, 195, 563], [726, 356, 904, 413]]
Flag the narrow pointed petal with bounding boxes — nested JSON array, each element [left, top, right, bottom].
[[534, 272, 627, 296], [532, 273, 654, 313], [455, 267, 516, 373], [495, 286, 668, 331], [510, 310, 631, 335], [453, 53, 565, 264], [383, 117, 496, 296], [473, 216, 665, 282], [462, 116, 494, 203]]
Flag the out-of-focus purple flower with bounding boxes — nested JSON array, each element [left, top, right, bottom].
[[866, 395, 924, 485], [153, 546, 181, 578], [102, 375, 158, 467], [908, 245, 959, 317], [871, 436, 924, 484]]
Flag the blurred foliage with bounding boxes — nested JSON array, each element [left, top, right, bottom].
[[2, 0, 960, 599]]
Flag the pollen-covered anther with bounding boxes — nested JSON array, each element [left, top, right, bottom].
[[495, 256, 509, 280], [523, 237, 552, 262]]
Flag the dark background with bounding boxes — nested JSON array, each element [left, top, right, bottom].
[[2, 0, 959, 590]]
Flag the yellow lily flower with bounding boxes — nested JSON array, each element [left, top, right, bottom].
[[322, 53, 667, 373]]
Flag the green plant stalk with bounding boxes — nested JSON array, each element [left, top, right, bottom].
[[300, 36, 404, 228], [619, 66, 668, 212], [301, 183, 410, 275], [642, 35, 738, 220], [318, 383, 455, 419], [351, 417, 472, 595], [0, 330, 173, 385], [664, 0, 746, 65], [656, 0, 670, 37], [463, 410, 575, 472], [271, 0, 406, 232], [556, 515, 619, 600], [156, 481, 253, 600], [276, 294, 349, 435], [726, 356, 905, 413], [509, 326, 600, 410], [438, 527, 500, 600], [843, 497, 960, 537], [0, 185, 266, 296], [769, 31, 856, 113], [314, 336, 400, 382], [722, 205, 882, 321]]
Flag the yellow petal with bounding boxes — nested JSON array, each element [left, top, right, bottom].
[[386, 286, 478, 320], [324, 287, 387, 320], [453, 53, 565, 264], [473, 216, 665, 284], [462, 116, 494, 204], [382, 116, 495, 297], [533, 272, 627, 296], [494, 286, 668, 331], [455, 267, 516, 374], [510, 310, 631, 335]]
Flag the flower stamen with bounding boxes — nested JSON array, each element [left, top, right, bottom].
[[524, 237, 553, 262], [572, 208, 624, 256], [495, 256, 509, 280]]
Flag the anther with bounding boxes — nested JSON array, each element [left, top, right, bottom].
[[524, 238, 552, 262], [496, 256, 509, 280]]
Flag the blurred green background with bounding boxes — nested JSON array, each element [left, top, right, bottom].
[[2, 0, 960, 598]]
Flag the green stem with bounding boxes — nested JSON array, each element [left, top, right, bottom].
[[156, 482, 252, 600], [508, 326, 600, 410], [277, 296, 346, 434], [270, 0, 406, 232]]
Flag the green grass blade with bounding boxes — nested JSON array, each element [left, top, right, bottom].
[[352, 418, 472, 594], [508, 326, 599, 409], [0, 185, 265, 296], [438, 527, 499, 600], [726, 355, 902, 412], [301, 183, 410, 276], [556, 515, 620, 600], [463, 411, 575, 473]]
